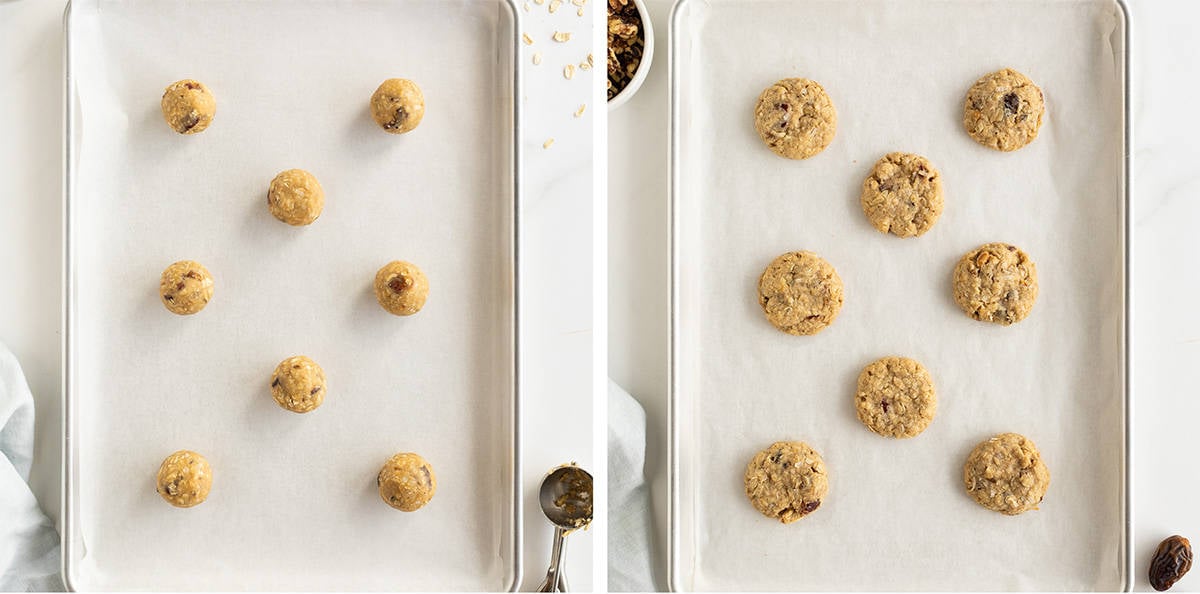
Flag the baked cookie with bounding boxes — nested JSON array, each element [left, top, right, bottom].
[[963, 432, 1050, 515], [855, 356, 937, 438], [268, 169, 324, 226], [156, 450, 213, 508], [860, 153, 944, 238], [374, 261, 430, 316], [160, 79, 215, 135], [270, 355, 326, 413], [753, 78, 837, 160], [744, 441, 829, 524], [757, 251, 844, 336], [952, 242, 1038, 325], [370, 78, 426, 134], [377, 452, 436, 511], [159, 260, 214, 315], [963, 68, 1045, 151]]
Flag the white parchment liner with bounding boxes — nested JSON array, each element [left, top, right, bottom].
[[67, 0, 516, 589], [672, 0, 1125, 589]]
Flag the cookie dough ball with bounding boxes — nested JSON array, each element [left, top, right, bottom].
[[159, 260, 214, 315], [860, 153, 944, 238], [156, 450, 213, 508], [267, 169, 324, 226], [753, 78, 837, 160], [963, 68, 1045, 151], [757, 251, 844, 336], [744, 441, 829, 524], [855, 356, 937, 438], [370, 78, 426, 134], [270, 355, 326, 413], [963, 432, 1050, 515], [374, 261, 430, 316], [952, 242, 1038, 325], [377, 452, 436, 511], [161, 79, 216, 135]]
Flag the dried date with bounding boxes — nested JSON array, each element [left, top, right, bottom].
[[1002, 92, 1020, 115], [388, 275, 409, 294], [1150, 535, 1193, 591]]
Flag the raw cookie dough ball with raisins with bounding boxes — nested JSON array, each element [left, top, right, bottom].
[[370, 78, 425, 134], [160, 79, 216, 134], [270, 355, 327, 413], [267, 169, 325, 226], [377, 452, 436, 511], [374, 260, 429, 316], [159, 260, 214, 315], [156, 449, 213, 508]]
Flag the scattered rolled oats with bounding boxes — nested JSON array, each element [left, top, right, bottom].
[[522, 33, 534, 45], [579, 59, 592, 71], [608, 0, 644, 100], [553, 31, 572, 42], [549, 0, 562, 12], [564, 64, 576, 79], [543, 138, 555, 149], [574, 104, 587, 117], [523, 2, 531, 10], [578, 7, 585, 16], [533, 52, 543, 65]]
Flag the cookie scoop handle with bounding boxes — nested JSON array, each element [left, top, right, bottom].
[[536, 526, 569, 592]]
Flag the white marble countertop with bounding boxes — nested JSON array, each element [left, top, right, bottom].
[[0, 0, 595, 589], [610, 0, 1199, 589]]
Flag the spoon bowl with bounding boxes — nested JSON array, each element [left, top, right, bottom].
[[536, 464, 593, 592], [538, 464, 593, 530]]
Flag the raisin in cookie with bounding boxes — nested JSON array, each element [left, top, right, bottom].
[[377, 452, 436, 511], [156, 450, 213, 508], [270, 355, 326, 413], [855, 356, 937, 438], [963, 432, 1050, 515], [160, 79, 215, 135], [757, 251, 844, 336], [744, 441, 829, 524], [753, 78, 837, 160], [159, 260, 214, 315], [952, 242, 1038, 325], [268, 169, 324, 226], [374, 260, 430, 316], [963, 68, 1045, 152], [860, 153, 944, 238], [370, 78, 425, 134]]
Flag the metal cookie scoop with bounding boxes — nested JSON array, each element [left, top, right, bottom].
[[536, 464, 593, 592]]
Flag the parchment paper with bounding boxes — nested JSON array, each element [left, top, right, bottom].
[[66, 0, 516, 590], [672, 0, 1126, 590]]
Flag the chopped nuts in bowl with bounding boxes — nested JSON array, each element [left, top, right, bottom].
[[607, 0, 653, 110]]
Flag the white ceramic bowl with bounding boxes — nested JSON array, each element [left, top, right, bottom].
[[607, 0, 653, 111]]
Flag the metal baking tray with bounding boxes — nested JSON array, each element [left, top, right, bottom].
[[668, 0, 1130, 590], [62, 0, 521, 590]]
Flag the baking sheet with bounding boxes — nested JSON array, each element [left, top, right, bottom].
[[63, 0, 519, 590], [668, 0, 1128, 590]]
